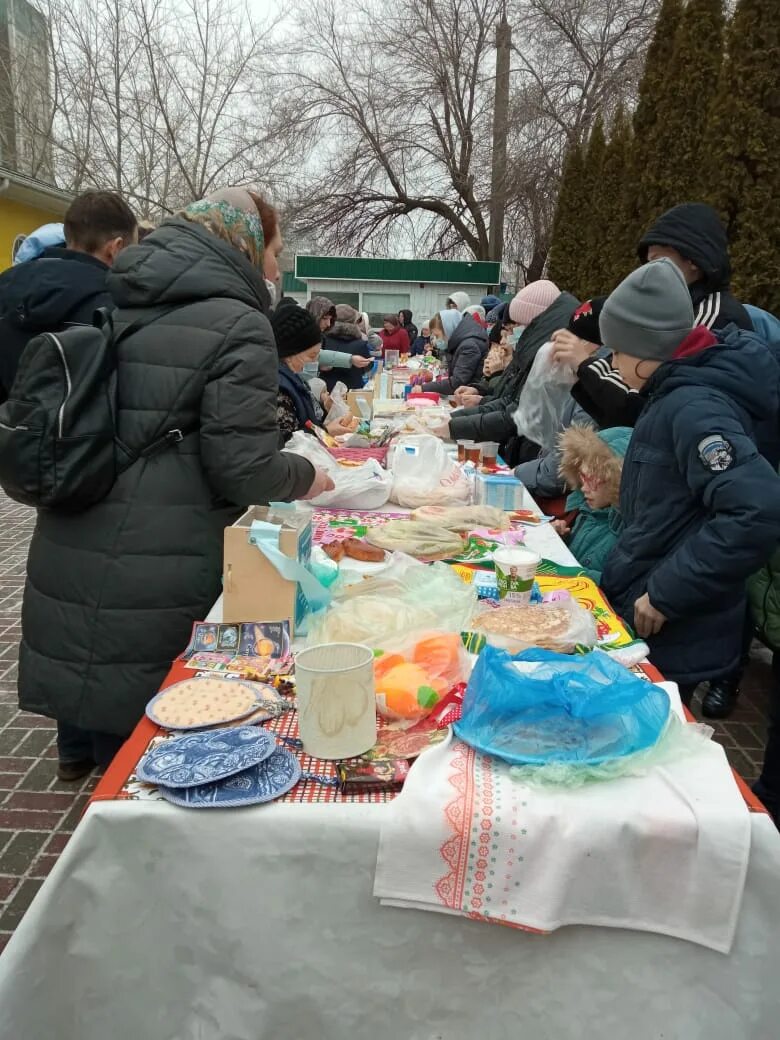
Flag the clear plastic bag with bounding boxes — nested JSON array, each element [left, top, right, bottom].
[[470, 598, 597, 654], [373, 630, 471, 722], [326, 381, 351, 422], [283, 431, 391, 509], [305, 553, 477, 647], [511, 341, 576, 451], [454, 646, 670, 766], [390, 434, 472, 508]]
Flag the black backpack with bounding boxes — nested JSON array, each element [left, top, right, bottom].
[[0, 306, 189, 511]]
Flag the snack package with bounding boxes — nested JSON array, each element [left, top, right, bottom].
[[390, 435, 472, 508], [409, 504, 511, 532], [470, 599, 597, 654], [373, 632, 471, 722], [283, 431, 391, 509], [365, 519, 465, 561], [305, 554, 477, 647]]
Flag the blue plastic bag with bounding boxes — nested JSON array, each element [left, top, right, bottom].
[[454, 646, 670, 766]]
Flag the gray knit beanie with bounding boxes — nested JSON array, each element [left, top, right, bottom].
[[599, 258, 695, 361]]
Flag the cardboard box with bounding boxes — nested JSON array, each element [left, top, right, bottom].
[[347, 389, 374, 419], [223, 506, 312, 633]]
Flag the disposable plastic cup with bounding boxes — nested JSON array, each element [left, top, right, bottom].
[[480, 442, 499, 467], [493, 546, 541, 604], [465, 444, 481, 464], [457, 439, 474, 463], [295, 643, 377, 760], [385, 350, 400, 370]]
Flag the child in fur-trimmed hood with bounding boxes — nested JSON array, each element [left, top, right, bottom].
[[554, 425, 632, 584]]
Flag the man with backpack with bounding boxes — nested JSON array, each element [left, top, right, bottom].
[[0, 190, 138, 402]]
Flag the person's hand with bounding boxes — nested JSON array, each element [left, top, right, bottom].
[[633, 593, 667, 638], [325, 416, 357, 436], [453, 385, 475, 404], [460, 393, 482, 408], [351, 355, 372, 368], [320, 389, 333, 412], [550, 328, 598, 370], [430, 419, 451, 439], [551, 519, 571, 537], [301, 467, 335, 500]]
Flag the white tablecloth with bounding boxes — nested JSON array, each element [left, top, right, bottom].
[[0, 801, 778, 1039], [3, 499, 778, 1038]]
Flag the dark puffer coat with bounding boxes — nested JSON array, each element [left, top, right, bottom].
[[426, 315, 488, 395], [19, 218, 315, 736], [602, 328, 780, 684], [322, 319, 371, 391]]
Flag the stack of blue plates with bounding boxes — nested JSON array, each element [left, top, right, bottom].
[[135, 726, 301, 808]]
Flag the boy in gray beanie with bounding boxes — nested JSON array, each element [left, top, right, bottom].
[[600, 260, 780, 705]]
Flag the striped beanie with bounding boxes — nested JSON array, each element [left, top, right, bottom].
[[509, 279, 561, 326]]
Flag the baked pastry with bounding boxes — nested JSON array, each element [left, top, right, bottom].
[[410, 505, 511, 532], [322, 541, 346, 562], [365, 520, 464, 561], [473, 604, 574, 652], [343, 538, 386, 563]]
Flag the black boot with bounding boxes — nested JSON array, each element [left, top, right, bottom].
[[701, 676, 740, 719]]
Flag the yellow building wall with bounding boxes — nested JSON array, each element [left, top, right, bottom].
[[0, 197, 63, 272]]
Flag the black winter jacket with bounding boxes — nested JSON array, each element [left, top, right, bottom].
[[0, 248, 112, 401], [449, 293, 579, 460], [575, 204, 755, 429], [426, 315, 488, 395], [638, 203, 752, 332], [322, 321, 371, 390], [19, 219, 315, 736], [602, 328, 780, 684]]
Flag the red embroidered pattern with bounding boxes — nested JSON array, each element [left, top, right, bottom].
[[434, 740, 476, 908]]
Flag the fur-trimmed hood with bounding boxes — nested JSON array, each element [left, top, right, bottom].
[[328, 319, 362, 342], [559, 425, 632, 503]]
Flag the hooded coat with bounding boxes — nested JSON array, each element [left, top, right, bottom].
[[602, 328, 780, 684], [449, 292, 579, 462], [426, 314, 489, 395], [18, 218, 315, 737], [558, 425, 631, 584], [0, 248, 112, 401], [322, 318, 371, 390], [399, 309, 418, 346], [573, 204, 754, 429]]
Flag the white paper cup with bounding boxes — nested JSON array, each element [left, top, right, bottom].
[[493, 546, 540, 604], [295, 643, 377, 760]]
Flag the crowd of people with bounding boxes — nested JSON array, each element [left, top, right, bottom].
[[0, 186, 778, 827]]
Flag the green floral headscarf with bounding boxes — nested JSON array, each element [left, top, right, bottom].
[[179, 188, 265, 269]]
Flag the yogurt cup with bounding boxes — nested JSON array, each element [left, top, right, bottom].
[[493, 546, 540, 604]]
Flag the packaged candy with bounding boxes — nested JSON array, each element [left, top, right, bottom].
[[373, 631, 471, 722]]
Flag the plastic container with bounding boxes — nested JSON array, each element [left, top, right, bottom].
[[493, 546, 540, 603], [475, 472, 526, 511], [295, 643, 377, 759], [480, 441, 499, 467], [465, 444, 481, 464], [385, 350, 400, 370], [457, 439, 473, 463]]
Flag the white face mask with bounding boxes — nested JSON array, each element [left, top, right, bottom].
[[301, 361, 319, 381], [265, 278, 278, 307], [510, 325, 525, 346]]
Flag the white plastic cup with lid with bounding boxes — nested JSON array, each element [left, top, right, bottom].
[[493, 546, 541, 604]]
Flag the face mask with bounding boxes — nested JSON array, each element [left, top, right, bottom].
[[301, 361, 319, 381], [510, 325, 525, 346], [434, 337, 447, 351], [265, 278, 278, 307]]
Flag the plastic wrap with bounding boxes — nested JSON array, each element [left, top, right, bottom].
[[389, 435, 472, 507], [409, 505, 511, 532], [325, 382, 351, 422], [453, 646, 670, 766], [470, 598, 597, 654], [305, 553, 477, 647], [283, 431, 391, 509], [511, 341, 577, 451], [373, 632, 471, 722], [365, 520, 465, 561]]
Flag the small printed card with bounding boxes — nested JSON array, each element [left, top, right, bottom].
[[182, 622, 293, 679]]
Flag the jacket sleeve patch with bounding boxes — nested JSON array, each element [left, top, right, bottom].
[[697, 434, 734, 472]]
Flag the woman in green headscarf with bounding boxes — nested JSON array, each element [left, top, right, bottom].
[[19, 187, 333, 779]]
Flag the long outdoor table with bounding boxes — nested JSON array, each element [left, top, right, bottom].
[[0, 495, 778, 1040]]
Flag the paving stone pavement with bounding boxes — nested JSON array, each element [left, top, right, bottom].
[[0, 490, 774, 952]]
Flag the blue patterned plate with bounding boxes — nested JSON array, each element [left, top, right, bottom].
[[157, 748, 302, 808], [136, 727, 276, 788]]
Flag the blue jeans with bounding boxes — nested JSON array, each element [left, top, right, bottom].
[[56, 721, 125, 768]]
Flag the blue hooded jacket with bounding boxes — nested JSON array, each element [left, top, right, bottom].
[[602, 327, 780, 683]]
